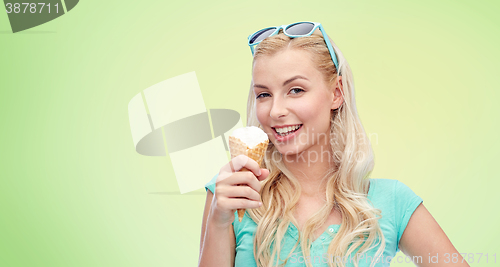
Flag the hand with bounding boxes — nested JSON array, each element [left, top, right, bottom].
[[209, 155, 269, 229]]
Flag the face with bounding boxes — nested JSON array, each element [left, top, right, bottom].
[[252, 48, 342, 162]]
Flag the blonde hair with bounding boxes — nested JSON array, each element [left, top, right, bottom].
[[246, 30, 385, 267]]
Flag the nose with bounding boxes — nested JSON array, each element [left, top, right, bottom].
[[269, 96, 288, 119]]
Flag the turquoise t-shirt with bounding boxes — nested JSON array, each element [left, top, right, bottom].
[[205, 175, 423, 266]]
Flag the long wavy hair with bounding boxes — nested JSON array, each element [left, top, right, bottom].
[[245, 29, 385, 267]]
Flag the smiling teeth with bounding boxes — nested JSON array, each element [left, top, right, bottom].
[[275, 125, 301, 135]]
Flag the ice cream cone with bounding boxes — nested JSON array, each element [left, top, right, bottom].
[[228, 133, 269, 222]]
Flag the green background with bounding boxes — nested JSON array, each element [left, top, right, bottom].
[[1, 0, 498, 266]]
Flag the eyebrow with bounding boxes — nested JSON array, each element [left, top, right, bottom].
[[253, 75, 309, 89]]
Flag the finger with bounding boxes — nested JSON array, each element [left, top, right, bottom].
[[225, 171, 262, 193], [216, 172, 261, 193], [219, 157, 244, 177], [225, 185, 261, 202], [217, 161, 237, 183], [220, 155, 260, 176], [223, 198, 262, 210], [256, 169, 270, 182], [233, 155, 261, 177], [229, 160, 236, 173]]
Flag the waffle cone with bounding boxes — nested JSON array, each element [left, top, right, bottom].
[[228, 136, 269, 222]]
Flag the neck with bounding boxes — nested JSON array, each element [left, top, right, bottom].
[[282, 145, 335, 197]]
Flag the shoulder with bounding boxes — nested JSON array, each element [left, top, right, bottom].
[[367, 178, 398, 199], [367, 178, 424, 253], [368, 178, 400, 187], [368, 178, 417, 197], [368, 178, 422, 206], [367, 178, 423, 226], [375, 179, 423, 248]]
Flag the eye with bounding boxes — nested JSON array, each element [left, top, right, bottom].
[[256, 93, 271, 99], [290, 88, 305, 94]]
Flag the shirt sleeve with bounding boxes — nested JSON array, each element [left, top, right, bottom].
[[204, 173, 218, 194], [394, 180, 423, 252]]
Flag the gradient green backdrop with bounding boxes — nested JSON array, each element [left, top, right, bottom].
[[1, 0, 499, 266]]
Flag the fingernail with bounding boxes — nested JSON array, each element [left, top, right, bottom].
[[259, 202, 263, 206], [258, 169, 261, 176]]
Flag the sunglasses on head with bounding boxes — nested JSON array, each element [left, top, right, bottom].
[[247, 21, 339, 70]]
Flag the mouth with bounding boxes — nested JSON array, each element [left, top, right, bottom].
[[272, 124, 303, 141]]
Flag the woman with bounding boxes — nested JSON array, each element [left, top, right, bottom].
[[198, 22, 467, 267]]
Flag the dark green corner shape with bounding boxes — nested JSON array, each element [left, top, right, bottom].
[[4, 0, 79, 33], [135, 109, 241, 156]]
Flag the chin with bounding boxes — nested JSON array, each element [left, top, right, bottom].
[[276, 145, 303, 158]]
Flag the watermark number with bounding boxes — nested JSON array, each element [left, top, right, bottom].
[[6, 3, 59, 14]]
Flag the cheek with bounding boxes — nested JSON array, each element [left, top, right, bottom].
[[298, 102, 331, 131], [255, 103, 270, 125], [295, 102, 323, 124]]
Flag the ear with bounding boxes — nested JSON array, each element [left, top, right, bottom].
[[330, 76, 344, 110]]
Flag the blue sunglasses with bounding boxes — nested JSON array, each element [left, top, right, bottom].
[[247, 22, 339, 70]]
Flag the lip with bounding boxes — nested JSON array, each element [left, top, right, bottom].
[[272, 124, 302, 128], [272, 124, 303, 142]]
